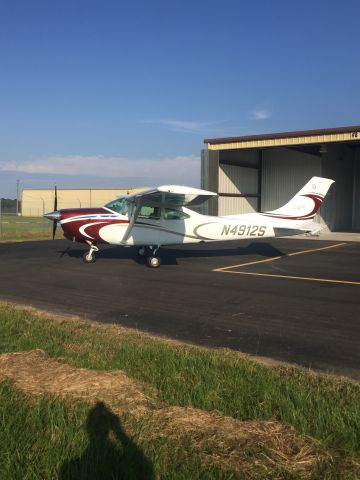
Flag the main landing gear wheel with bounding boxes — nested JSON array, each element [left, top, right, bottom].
[[136, 246, 148, 257], [147, 256, 161, 268], [83, 251, 96, 263]]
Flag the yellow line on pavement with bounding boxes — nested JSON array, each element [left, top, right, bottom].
[[221, 270, 360, 285], [213, 256, 282, 272], [213, 242, 347, 272], [287, 242, 347, 257]]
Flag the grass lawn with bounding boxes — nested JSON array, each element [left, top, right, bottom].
[[0, 215, 54, 241], [0, 303, 359, 479]]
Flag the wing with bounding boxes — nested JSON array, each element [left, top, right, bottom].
[[126, 185, 217, 208], [121, 185, 216, 244]]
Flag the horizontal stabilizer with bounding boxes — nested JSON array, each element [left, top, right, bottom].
[[274, 221, 324, 237]]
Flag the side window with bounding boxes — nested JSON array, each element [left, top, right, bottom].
[[138, 205, 160, 219], [164, 209, 190, 220]]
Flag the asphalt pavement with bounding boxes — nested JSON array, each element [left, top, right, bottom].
[[0, 238, 359, 379]]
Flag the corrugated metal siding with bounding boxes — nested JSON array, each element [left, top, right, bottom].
[[207, 129, 360, 151], [261, 148, 321, 214], [201, 149, 219, 215], [217, 163, 258, 215], [219, 149, 259, 165], [352, 150, 360, 231], [219, 164, 258, 194], [218, 196, 257, 216], [321, 145, 355, 231]]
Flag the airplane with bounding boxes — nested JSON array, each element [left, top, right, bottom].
[[44, 176, 334, 268]]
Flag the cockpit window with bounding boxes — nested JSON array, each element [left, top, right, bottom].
[[163, 208, 190, 220], [138, 205, 160, 219], [105, 197, 129, 215]]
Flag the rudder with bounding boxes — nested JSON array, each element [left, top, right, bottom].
[[261, 177, 334, 221]]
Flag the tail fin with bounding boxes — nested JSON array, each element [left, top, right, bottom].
[[261, 177, 334, 221]]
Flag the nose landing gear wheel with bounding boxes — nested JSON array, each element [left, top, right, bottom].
[[147, 256, 161, 268], [83, 251, 96, 263]]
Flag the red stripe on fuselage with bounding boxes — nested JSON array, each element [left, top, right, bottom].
[[59, 208, 129, 243]]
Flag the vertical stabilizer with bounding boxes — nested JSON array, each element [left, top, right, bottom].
[[261, 177, 334, 221]]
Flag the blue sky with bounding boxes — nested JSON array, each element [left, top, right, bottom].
[[0, 0, 360, 198]]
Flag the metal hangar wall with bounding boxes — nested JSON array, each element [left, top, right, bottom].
[[202, 126, 360, 232]]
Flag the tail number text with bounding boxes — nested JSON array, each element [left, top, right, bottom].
[[221, 225, 266, 237]]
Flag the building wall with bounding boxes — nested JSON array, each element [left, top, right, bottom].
[[261, 147, 321, 212], [218, 164, 258, 215], [353, 149, 360, 231], [219, 164, 258, 194], [201, 149, 219, 215], [218, 196, 258, 215], [216, 149, 260, 215], [21, 187, 146, 217], [321, 145, 355, 231], [202, 140, 360, 232], [259, 145, 360, 231]]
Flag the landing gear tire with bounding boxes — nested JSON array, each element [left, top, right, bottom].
[[136, 246, 148, 257], [83, 251, 96, 263], [147, 256, 161, 268]]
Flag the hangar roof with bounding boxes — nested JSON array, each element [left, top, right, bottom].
[[204, 125, 360, 150]]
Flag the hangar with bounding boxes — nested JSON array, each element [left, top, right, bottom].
[[21, 187, 146, 217], [202, 126, 360, 231]]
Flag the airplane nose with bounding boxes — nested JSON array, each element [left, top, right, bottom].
[[44, 210, 60, 221]]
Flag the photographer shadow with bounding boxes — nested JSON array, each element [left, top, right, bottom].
[[60, 401, 154, 480]]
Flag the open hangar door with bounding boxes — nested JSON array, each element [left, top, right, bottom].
[[261, 142, 360, 232], [201, 149, 262, 216], [202, 134, 360, 232], [218, 149, 261, 215]]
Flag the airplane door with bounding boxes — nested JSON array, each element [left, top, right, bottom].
[[131, 204, 161, 245]]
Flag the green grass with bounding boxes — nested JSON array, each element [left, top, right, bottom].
[[0, 303, 359, 478], [0, 381, 238, 480], [0, 215, 54, 241]]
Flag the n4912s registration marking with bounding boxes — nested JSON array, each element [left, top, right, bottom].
[[221, 225, 266, 237]]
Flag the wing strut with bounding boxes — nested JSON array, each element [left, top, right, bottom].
[[121, 201, 141, 244]]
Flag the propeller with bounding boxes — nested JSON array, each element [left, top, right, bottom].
[[52, 185, 58, 240]]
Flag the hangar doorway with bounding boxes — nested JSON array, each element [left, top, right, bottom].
[[202, 126, 360, 232]]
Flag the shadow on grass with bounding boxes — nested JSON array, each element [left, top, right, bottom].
[[60, 401, 154, 480]]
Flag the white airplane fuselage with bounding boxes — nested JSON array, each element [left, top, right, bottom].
[[59, 207, 301, 247]]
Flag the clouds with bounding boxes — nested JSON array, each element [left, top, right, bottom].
[[142, 119, 225, 134], [0, 154, 201, 186], [250, 109, 271, 120], [142, 113, 271, 136]]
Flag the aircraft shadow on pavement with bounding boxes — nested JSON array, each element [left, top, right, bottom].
[[57, 242, 284, 266]]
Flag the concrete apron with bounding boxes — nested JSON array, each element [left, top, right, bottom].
[[291, 232, 360, 242]]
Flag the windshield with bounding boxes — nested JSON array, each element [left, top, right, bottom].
[[104, 197, 129, 215]]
